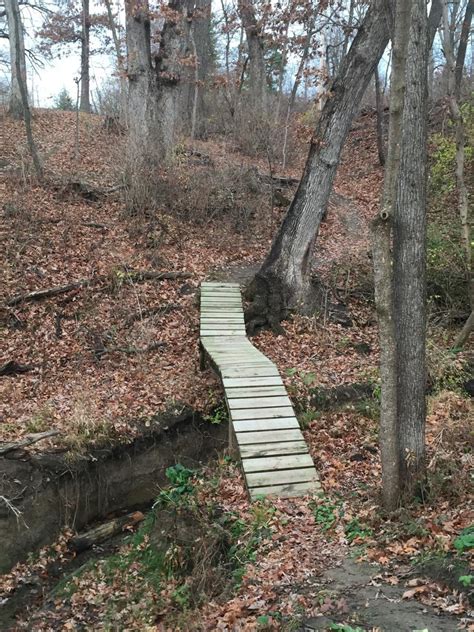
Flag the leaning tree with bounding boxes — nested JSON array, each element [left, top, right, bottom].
[[245, 0, 391, 333]]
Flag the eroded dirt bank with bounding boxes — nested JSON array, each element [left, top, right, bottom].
[[0, 407, 227, 571]]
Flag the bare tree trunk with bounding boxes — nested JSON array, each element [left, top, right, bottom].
[[453, 309, 474, 348], [189, 25, 199, 141], [80, 0, 91, 113], [372, 0, 413, 512], [180, 0, 213, 137], [442, 0, 473, 309], [154, 0, 189, 161], [7, 0, 42, 179], [238, 0, 267, 112], [5, 0, 26, 119], [374, 65, 385, 166], [104, 0, 128, 123], [394, 0, 429, 494], [282, 14, 316, 169], [274, 9, 291, 125], [246, 0, 390, 332], [125, 0, 153, 142]]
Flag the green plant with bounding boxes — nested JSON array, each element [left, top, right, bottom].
[[329, 624, 364, 632], [54, 88, 75, 111], [453, 526, 474, 552], [344, 518, 373, 543], [204, 403, 228, 425], [154, 464, 195, 507], [172, 583, 191, 609], [459, 575, 473, 587], [311, 496, 342, 532]]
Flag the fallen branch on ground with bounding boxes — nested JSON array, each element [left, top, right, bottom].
[[0, 429, 60, 455], [124, 270, 192, 282], [7, 280, 90, 307], [257, 170, 299, 187], [6, 271, 192, 306], [82, 221, 108, 230], [0, 360, 34, 376], [100, 341, 167, 357], [69, 511, 145, 553]]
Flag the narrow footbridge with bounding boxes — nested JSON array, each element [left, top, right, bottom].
[[199, 282, 321, 500]]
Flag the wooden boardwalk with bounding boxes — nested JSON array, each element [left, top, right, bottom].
[[200, 282, 321, 500]]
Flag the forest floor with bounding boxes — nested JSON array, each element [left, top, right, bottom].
[[0, 107, 472, 630]]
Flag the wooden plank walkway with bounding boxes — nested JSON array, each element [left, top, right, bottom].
[[200, 281, 321, 500]]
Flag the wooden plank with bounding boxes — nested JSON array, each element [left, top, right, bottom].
[[215, 361, 270, 368], [242, 453, 314, 473], [227, 396, 292, 409], [235, 428, 305, 444], [231, 407, 295, 420], [221, 367, 280, 378], [200, 322, 245, 327], [201, 331, 243, 336], [249, 481, 321, 500], [201, 290, 242, 301], [223, 376, 284, 388], [226, 386, 288, 398], [201, 283, 240, 287], [240, 442, 308, 458], [233, 418, 300, 432], [245, 467, 318, 488], [201, 298, 242, 304], [201, 319, 244, 324]]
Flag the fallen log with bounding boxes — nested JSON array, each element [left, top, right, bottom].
[[0, 429, 60, 456], [0, 360, 34, 376], [124, 270, 192, 283], [69, 511, 145, 552], [7, 280, 89, 307], [6, 271, 192, 306], [257, 170, 300, 187]]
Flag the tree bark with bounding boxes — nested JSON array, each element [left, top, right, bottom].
[[7, 0, 42, 179], [5, 0, 26, 119], [154, 0, 189, 161], [374, 65, 386, 166], [80, 0, 91, 112], [246, 0, 390, 332], [104, 0, 128, 124], [125, 0, 155, 148], [442, 0, 473, 310], [180, 0, 213, 138], [281, 11, 316, 169], [372, 0, 414, 511], [238, 0, 267, 112], [393, 0, 429, 493], [453, 309, 474, 348]]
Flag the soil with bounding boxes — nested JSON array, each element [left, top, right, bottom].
[[302, 558, 459, 631]]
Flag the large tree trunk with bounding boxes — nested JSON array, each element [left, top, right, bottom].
[[394, 0, 429, 493], [180, 0, 213, 138], [154, 0, 189, 161], [372, 0, 414, 512], [282, 11, 316, 169], [125, 0, 153, 142], [238, 0, 267, 112], [80, 0, 91, 113], [104, 0, 128, 124], [7, 0, 42, 179], [246, 0, 390, 332], [442, 0, 473, 310], [5, 0, 27, 119]]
